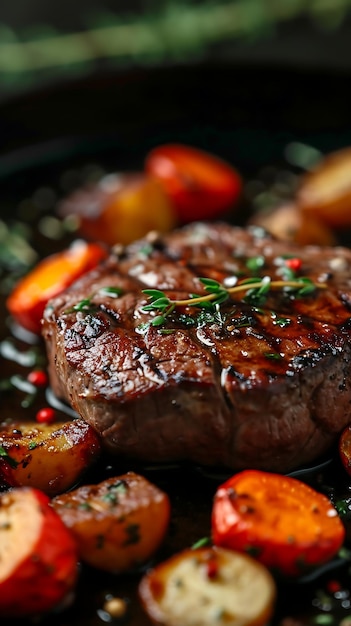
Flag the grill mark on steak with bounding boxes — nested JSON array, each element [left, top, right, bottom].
[[64, 312, 111, 351], [42, 222, 351, 472]]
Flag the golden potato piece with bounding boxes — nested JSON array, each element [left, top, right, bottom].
[[0, 419, 101, 497], [250, 202, 335, 246], [59, 173, 176, 246], [52, 472, 171, 573], [139, 546, 276, 626], [298, 147, 351, 228]]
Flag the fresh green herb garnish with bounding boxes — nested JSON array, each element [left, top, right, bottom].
[[98, 286, 123, 298], [246, 255, 265, 273], [158, 328, 177, 335], [195, 278, 229, 306], [191, 536, 211, 549], [141, 276, 325, 329], [102, 491, 119, 506], [335, 498, 351, 518], [111, 479, 128, 494], [65, 286, 123, 314], [72, 298, 93, 311], [264, 352, 283, 360], [141, 289, 176, 327], [65, 297, 95, 315], [102, 479, 128, 506], [243, 276, 272, 306], [138, 243, 154, 257], [272, 315, 291, 328], [0, 445, 19, 469], [279, 266, 297, 281], [196, 308, 227, 326], [294, 277, 318, 296], [231, 314, 254, 329], [78, 502, 93, 511]]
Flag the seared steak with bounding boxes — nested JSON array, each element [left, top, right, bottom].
[[42, 222, 351, 472]]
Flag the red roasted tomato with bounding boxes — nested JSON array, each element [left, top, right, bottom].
[[212, 470, 345, 577], [145, 143, 242, 222]]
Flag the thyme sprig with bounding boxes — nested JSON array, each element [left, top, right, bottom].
[[64, 286, 124, 314], [141, 276, 326, 328], [0, 445, 19, 469]]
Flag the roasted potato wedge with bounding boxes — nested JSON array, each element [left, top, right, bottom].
[[339, 424, 351, 476], [59, 173, 176, 246], [298, 147, 351, 228], [249, 202, 335, 246], [0, 419, 101, 496], [52, 472, 171, 573], [139, 546, 276, 626]]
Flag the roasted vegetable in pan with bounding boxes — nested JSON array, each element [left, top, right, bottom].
[[298, 147, 351, 228], [6, 240, 107, 334], [145, 143, 242, 222], [211, 470, 345, 577], [59, 172, 176, 246], [339, 424, 351, 476], [0, 419, 101, 497], [139, 546, 276, 626], [249, 201, 335, 246], [52, 472, 171, 572], [0, 487, 78, 618]]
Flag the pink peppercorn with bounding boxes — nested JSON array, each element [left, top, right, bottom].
[[285, 257, 302, 271], [36, 407, 56, 424], [27, 370, 48, 387], [205, 557, 219, 579], [326, 579, 342, 594]]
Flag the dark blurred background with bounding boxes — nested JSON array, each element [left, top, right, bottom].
[[2, 0, 351, 213], [1, 0, 351, 99]]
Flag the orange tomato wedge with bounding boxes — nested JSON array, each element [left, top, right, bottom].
[[145, 143, 242, 222], [6, 240, 107, 334], [212, 470, 345, 577]]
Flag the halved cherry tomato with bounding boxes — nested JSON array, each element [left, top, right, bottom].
[[6, 240, 107, 334], [0, 487, 78, 617], [59, 172, 176, 246], [145, 143, 242, 222], [339, 425, 351, 476], [212, 470, 345, 577]]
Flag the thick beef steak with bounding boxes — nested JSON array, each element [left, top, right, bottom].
[[42, 223, 351, 472]]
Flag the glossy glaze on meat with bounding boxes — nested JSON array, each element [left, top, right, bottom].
[[42, 222, 351, 472]]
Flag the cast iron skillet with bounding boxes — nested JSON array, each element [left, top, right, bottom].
[[2, 62, 351, 626]]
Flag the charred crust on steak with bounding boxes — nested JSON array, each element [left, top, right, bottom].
[[42, 222, 351, 472]]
